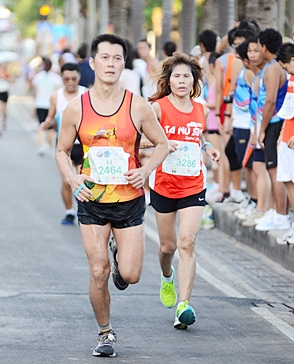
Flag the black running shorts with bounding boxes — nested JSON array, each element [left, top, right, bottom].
[[150, 188, 208, 213], [264, 121, 283, 170], [77, 195, 146, 229]]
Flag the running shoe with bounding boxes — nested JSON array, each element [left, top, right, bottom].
[[93, 329, 117, 357], [255, 214, 290, 231], [174, 300, 196, 329], [160, 266, 177, 308], [109, 236, 129, 290], [201, 205, 215, 230], [276, 223, 294, 245], [61, 213, 75, 225]]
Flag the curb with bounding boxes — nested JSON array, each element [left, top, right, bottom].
[[211, 202, 294, 273]]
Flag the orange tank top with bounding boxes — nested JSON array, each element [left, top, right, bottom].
[[150, 96, 206, 198], [78, 90, 143, 203]]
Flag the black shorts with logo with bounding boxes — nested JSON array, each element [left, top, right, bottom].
[[150, 188, 208, 213], [264, 121, 283, 170], [77, 195, 146, 229]]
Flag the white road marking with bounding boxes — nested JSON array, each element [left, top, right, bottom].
[[145, 223, 294, 342], [252, 307, 294, 342]]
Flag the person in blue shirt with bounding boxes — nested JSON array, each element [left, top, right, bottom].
[[76, 43, 95, 88]]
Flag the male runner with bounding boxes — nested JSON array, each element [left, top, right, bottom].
[[55, 34, 169, 358]]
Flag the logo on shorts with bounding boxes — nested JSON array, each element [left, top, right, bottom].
[[199, 197, 205, 201]]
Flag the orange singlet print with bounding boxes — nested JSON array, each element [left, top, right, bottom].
[[78, 90, 144, 203]]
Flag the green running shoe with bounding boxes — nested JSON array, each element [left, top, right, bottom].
[[174, 300, 196, 329], [160, 266, 177, 308]]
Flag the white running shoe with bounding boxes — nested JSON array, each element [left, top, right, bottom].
[[235, 200, 256, 220], [255, 214, 290, 231], [254, 209, 276, 225], [277, 223, 294, 245]]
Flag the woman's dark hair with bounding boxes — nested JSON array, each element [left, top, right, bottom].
[[148, 52, 203, 102], [208, 51, 221, 65]]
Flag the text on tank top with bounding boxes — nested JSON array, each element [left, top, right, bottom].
[[150, 96, 206, 199]]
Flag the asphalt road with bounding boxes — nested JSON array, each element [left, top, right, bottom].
[[1, 92, 294, 364]]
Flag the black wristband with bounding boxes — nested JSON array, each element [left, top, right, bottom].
[[224, 113, 231, 117], [215, 113, 220, 117]]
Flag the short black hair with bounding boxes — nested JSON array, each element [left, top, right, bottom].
[[91, 34, 127, 59], [234, 29, 256, 42], [198, 29, 217, 52], [61, 62, 80, 74], [77, 43, 88, 59], [163, 40, 177, 57], [276, 42, 294, 63], [137, 38, 151, 48], [259, 28, 283, 55], [235, 42, 248, 60], [238, 20, 261, 35], [208, 51, 221, 65]]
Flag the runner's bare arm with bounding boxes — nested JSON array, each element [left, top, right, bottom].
[[261, 63, 280, 132], [55, 98, 93, 200], [126, 96, 169, 188]]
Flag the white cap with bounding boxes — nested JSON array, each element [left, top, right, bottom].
[[190, 45, 201, 57]]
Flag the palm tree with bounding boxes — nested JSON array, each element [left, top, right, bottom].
[[99, 0, 109, 34], [288, 0, 294, 38], [131, 0, 146, 44], [246, 0, 277, 30], [219, 0, 235, 37], [277, 0, 286, 35], [160, 0, 173, 50], [111, 0, 129, 38], [199, 0, 219, 35], [181, 0, 197, 54]]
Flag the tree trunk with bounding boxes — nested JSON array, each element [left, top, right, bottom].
[[86, 0, 97, 43], [199, 0, 219, 35], [159, 0, 173, 56], [131, 0, 146, 44], [99, 0, 109, 34], [181, 0, 197, 54], [287, 0, 294, 36], [277, 0, 286, 35], [111, 0, 129, 38], [246, 0, 278, 30], [219, 0, 235, 37]]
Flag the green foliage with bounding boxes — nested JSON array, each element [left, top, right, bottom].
[[7, 0, 64, 38], [144, 0, 162, 31]]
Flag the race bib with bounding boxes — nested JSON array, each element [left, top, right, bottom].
[[162, 141, 201, 176], [277, 92, 294, 119], [87, 147, 129, 185]]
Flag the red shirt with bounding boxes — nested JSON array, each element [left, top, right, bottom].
[[150, 96, 206, 198]]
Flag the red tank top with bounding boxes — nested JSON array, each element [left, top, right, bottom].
[[150, 96, 206, 198], [78, 90, 143, 203]]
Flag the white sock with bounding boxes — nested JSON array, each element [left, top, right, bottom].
[[66, 209, 75, 215], [162, 270, 174, 282]]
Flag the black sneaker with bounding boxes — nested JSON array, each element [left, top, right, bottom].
[[93, 329, 117, 357], [61, 214, 75, 225], [109, 236, 129, 290]]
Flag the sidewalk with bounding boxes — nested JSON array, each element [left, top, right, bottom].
[[210, 199, 294, 273]]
